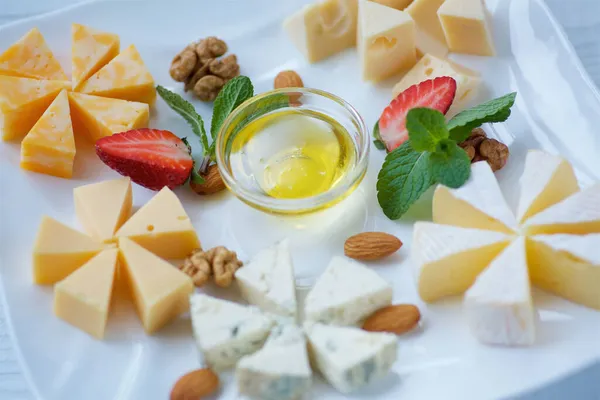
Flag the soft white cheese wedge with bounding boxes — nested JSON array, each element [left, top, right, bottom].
[[516, 150, 579, 224], [304, 256, 393, 326], [433, 161, 518, 234], [412, 222, 512, 302], [190, 294, 274, 370], [528, 234, 600, 310], [524, 184, 600, 235], [235, 239, 297, 319], [304, 322, 397, 393], [236, 324, 312, 400], [464, 237, 536, 346]]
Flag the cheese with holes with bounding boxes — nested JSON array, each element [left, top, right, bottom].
[[412, 222, 512, 302], [357, 0, 416, 82], [406, 0, 448, 57], [74, 178, 132, 242], [283, 0, 358, 63], [71, 23, 120, 91], [79, 45, 156, 104], [529, 234, 600, 310], [437, 0, 495, 56], [0, 28, 67, 80], [32, 216, 104, 284], [53, 248, 118, 339], [20, 90, 75, 178], [118, 238, 193, 334], [433, 161, 518, 234], [115, 187, 200, 259], [68, 92, 149, 141], [465, 237, 536, 346], [0, 76, 70, 141]]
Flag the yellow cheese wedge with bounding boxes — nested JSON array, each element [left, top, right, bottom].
[[0, 28, 68, 81], [71, 23, 120, 91], [406, 0, 448, 58], [32, 216, 104, 284], [437, 0, 495, 56], [115, 187, 200, 259], [78, 44, 156, 105], [370, 0, 413, 9], [53, 248, 118, 339], [74, 178, 133, 242], [20, 90, 76, 178], [68, 92, 149, 141], [0, 76, 70, 141], [118, 238, 193, 334]]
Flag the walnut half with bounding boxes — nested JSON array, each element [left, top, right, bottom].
[[179, 246, 243, 287]]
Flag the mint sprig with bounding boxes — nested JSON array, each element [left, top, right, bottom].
[[406, 108, 449, 152], [373, 120, 386, 150]]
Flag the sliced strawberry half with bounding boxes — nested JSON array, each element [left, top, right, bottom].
[[96, 128, 193, 191], [379, 76, 457, 152]]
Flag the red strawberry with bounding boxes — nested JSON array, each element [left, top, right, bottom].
[[379, 76, 457, 152], [96, 128, 193, 191]]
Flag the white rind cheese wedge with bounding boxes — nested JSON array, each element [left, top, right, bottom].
[[433, 161, 518, 234], [464, 237, 536, 346], [190, 294, 274, 370], [412, 222, 512, 302], [237, 324, 312, 400], [235, 239, 297, 319], [304, 322, 397, 393], [528, 234, 600, 310], [524, 184, 600, 235], [437, 0, 495, 56], [516, 150, 579, 224], [304, 256, 392, 326]]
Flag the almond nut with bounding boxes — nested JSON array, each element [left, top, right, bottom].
[[362, 304, 421, 335], [190, 164, 226, 195], [170, 368, 219, 400], [274, 70, 304, 89], [344, 232, 402, 260]]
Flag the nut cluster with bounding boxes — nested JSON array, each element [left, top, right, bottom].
[[169, 37, 240, 101], [459, 128, 510, 172], [179, 246, 243, 287]]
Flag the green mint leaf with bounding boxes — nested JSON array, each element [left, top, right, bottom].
[[373, 139, 386, 150], [157, 85, 210, 155], [377, 141, 435, 220], [406, 108, 449, 152], [429, 139, 471, 188], [447, 92, 517, 142], [190, 168, 205, 184], [210, 76, 254, 141], [372, 119, 386, 151]]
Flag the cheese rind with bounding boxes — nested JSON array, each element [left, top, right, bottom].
[[304, 256, 392, 326], [190, 294, 274, 370], [53, 248, 118, 339], [437, 0, 495, 56]]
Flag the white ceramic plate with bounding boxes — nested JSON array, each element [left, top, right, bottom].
[[1, 0, 600, 399]]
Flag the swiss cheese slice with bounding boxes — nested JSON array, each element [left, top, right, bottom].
[[74, 177, 133, 242], [32, 216, 104, 284], [53, 248, 118, 339], [412, 222, 512, 302], [68, 92, 149, 141], [437, 0, 495, 56], [0, 28, 67, 80], [115, 187, 200, 259], [78, 44, 156, 104], [118, 238, 194, 334], [20, 90, 76, 179], [406, 0, 448, 57], [0, 76, 70, 141]]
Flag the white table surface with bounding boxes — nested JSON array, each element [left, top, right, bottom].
[[0, 0, 599, 399]]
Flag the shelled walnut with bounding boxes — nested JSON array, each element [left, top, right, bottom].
[[459, 128, 509, 172], [179, 246, 243, 287]]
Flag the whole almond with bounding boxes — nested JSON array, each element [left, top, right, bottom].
[[344, 232, 402, 260], [170, 368, 219, 400], [274, 70, 303, 89], [190, 164, 226, 195], [362, 304, 421, 335]]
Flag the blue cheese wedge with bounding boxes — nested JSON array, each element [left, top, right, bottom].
[[304, 256, 393, 326], [235, 239, 297, 319], [304, 322, 397, 393], [236, 324, 312, 400], [190, 294, 274, 370]]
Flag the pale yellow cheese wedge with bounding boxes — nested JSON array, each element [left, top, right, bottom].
[[371, 0, 413, 10], [118, 238, 194, 334], [0, 28, 68, 80], [71, 23, 120, 91], [20, 90, 76, 179], [74, 177, 132, 242], [78, 44, 156, 105], [32, 216, 104, 284], [437, 0, 495, 56], [115, 187, 200, 259], [68, 92, 149, 142], [0, 76, 70, 141], [54, 248, 118, 339], [406, 0, 448, 57]]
